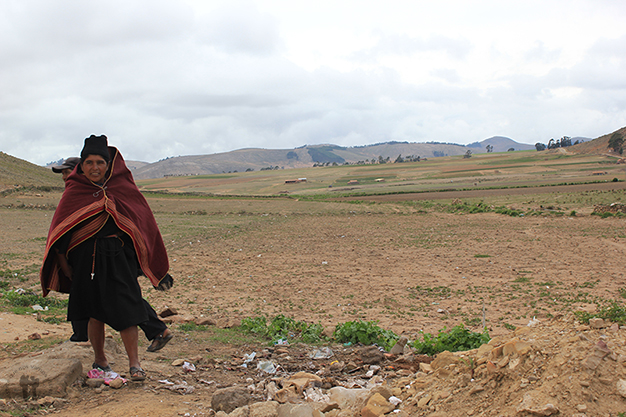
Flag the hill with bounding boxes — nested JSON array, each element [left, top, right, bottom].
[[466, 136, 535, 152], [132, 137, 535, 179], [569, 126, 626, 156], [0, 151, 63, 192]]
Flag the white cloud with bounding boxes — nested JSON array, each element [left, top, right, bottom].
[[0, 0, 625, 164]]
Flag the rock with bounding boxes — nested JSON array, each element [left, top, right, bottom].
[[359, 346, 384, 364], [195, 317, 217, 326], [159, 307, 178, 318], [617, 379, 626, 398], [419, 362, 433, 373], [368, 385, 393, 401], [277, 403, 321, 417], [211, 386, 252, 414], [0, 356, 82, 399], [274, 386, 300, 403], [430, 351, 461, 370], [417, 393, 431, 408], [328, 387, 369, 409], [583, 340, 612, 371], [516, 393, 559, 416], [108, 378, 124, 389], [85, 378, 104, 388], [589, 318, 605, 329], [389, 336, 408, 356], [217, 318, 241, 328], [361, 392, 395, 417], [228, 406, 250, 417], [28, 333, 41, 340], [250, 401, 279, 417], [502, 338, 531, 356], [469, 384, 485, 394], [172, 359, 186, 366], [36, 395, 65, 407]]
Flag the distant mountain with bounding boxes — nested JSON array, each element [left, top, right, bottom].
[[466, 136, 535, 152], [132, 137, 535, 179]]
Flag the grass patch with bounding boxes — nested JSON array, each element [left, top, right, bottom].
[[241, 314, 325, 344], [575, 301, 626, 325], [333, 319, 399, 351]]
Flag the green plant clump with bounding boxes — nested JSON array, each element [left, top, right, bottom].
[[241, 314, 324, 344], [333, 319, 399, 351], [411, 324, 490, 356], [574, 301, 626, 325], [2, 290, 67, 309]]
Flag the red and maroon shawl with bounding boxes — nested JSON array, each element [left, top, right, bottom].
[[40, 147, 169, 296]]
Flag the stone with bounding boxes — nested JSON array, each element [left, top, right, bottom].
[[469, 384, 485, 394], [430, 351, 461, 370], [617, 379, 626, 398], [211, 386, 252, 414], [502, 339, 531, 356], [249, 401, 280, 417], [277, 403, 320, 417], [85, 378, 104, 388], [516, 393, 559, 416], [28, 333, 41, 340], [284, 372, 322, 393], [419, 362, 433, 373], [274, 386, 300, 403], [588, 318, 605, 329], [217, 318, 241, 328], [228, 406, 250, 417], [195, 317, 217, 326], [108, 378, 124, 389], [417, 393, 431, 408], [0, 356, 82, 399], [328, 387, 369, 409], [389, 336, 408, 356], [159, 307, 178, 318], [361, 393, 395, 417], [368, 385, 392, 401], [359, 346, 384, 364]]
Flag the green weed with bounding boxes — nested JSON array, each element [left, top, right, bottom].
[[410, 324, 490, 355], [333, 319, 399, 351]]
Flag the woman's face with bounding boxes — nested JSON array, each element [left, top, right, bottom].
[[82, 155, 108, 183]]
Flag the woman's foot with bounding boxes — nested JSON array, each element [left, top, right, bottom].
[[129, 366, 146, 381], [147, 329, 173, 352], [92, 362, 112, 372]]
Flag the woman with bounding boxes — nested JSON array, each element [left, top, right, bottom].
[[41, 135, 173, 381]]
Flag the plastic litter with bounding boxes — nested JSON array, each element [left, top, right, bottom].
[[182, 361, 196, 372], [389, 396, 402, 406], [309, 346, 334, 360], [257, 360, 278, 374]]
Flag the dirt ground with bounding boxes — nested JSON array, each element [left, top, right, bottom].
[[2, 189, 626, 416]]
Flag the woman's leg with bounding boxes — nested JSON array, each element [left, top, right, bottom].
[[88, 318, 107, 367], [120, 325, 141, 370]]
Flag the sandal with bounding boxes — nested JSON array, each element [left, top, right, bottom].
[[92, 362, 113, 373], [129, 366, 146, 381], [147, 329, 174, 352]]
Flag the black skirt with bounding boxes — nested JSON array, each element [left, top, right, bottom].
[[67, 218, 148, 331]]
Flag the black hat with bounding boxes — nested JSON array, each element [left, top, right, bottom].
[[51, 157, 81, 173], [80, 135, 110, 162]]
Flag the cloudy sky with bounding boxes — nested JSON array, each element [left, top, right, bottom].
[[1, 0, 625, 165]]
